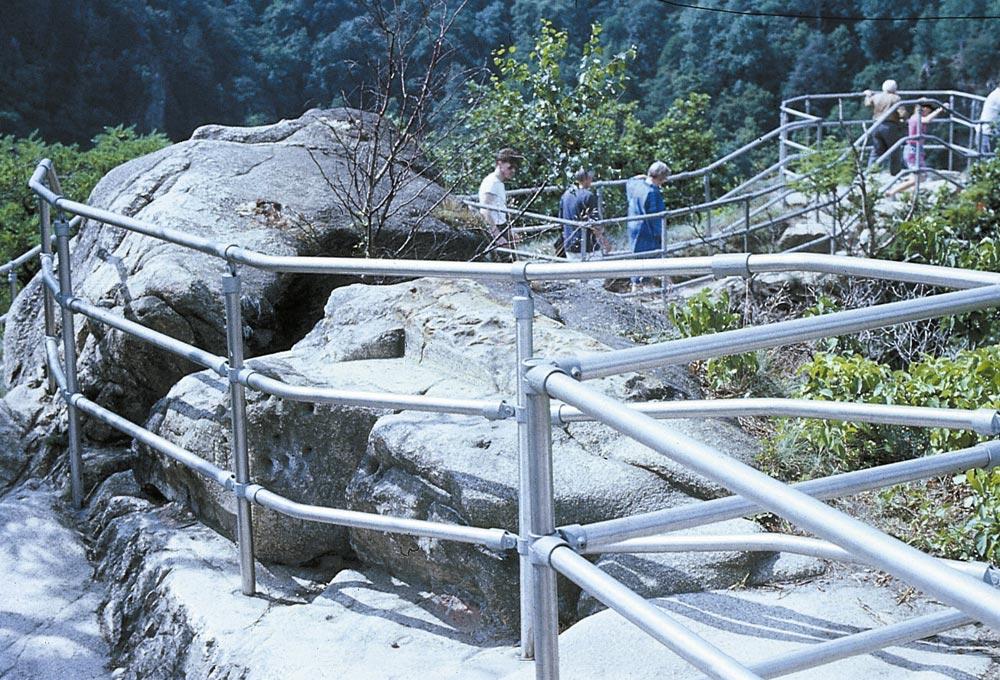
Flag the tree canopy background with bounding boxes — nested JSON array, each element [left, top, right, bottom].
[[3, 0, 998, 147]]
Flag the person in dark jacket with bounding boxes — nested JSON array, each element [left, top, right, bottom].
[[626, 161, 669, 288], [559, 168, 610, 259]]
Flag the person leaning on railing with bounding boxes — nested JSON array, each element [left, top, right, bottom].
[[863, 79, 906, 173], [559, 168, 612, 261], [478, 148, 522, 259]]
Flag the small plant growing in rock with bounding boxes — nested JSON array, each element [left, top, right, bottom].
[[667, 289, 760, 396]]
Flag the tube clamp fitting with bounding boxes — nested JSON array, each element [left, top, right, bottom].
[[558, 525, 588, 552], [54, 220, 72, 238], [510, 262, 529, 283], [986, 566, 1000, 589], [529, 535, 569, 565], [221, 274, 241, 294], [711, 253, 751, 279]]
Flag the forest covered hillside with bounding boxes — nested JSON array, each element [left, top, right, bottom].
[[3, 0, 998, 146]]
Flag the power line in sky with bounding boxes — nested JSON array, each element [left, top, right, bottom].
[[653, 0, 1000, 21]]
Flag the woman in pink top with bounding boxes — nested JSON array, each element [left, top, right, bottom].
[[903, 103, 945, 170], [888, 103, 946, 196]]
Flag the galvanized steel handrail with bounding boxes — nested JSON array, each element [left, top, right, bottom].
[[22, 133, 1000, 680]]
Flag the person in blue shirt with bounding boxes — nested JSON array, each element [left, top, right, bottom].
[[559, 168, 610, 259], [626, 161, 670, 288]]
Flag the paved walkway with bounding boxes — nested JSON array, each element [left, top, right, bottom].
[[0, 484, 109, 679]]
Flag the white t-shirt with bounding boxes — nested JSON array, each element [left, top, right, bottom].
[[478, 170, 507, 225], [982, 89, 1000, 123]]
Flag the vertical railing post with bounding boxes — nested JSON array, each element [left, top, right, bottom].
[[222, 270, 256, 596], [513, 280, 535, 659], [837, 98, 844, 127], [779, 108, 789, 185], [7, 270, 17, 308], [54, 219, 83, 508], [703, 172, 712, 236], [40, 199, 57, 394], [523, 360, 560, 680], [743, 198, 751, 253], [948, 94, 955, 171]]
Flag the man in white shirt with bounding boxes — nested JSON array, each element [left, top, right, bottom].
[[981, 85, 1000, 154], [478, 148, 521, 254]]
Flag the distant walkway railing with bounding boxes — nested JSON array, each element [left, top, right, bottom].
[[453, 90, 994, 280], [11, 156, 1000, 679]]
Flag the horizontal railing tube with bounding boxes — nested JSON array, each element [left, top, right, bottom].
[[0, 243, 43, 274], [553, 398, 1000, 434], [240, 370, 512, 420], [246, 486, 514, 552], [541, 539, 762, 680], [533, 369, 1000, 630], [574, 441, 1000, 548], [562, 284, 1000, 380], [585, 533, 995, 580], [70, 298, 228, 375], [43, 338, 233, 488], [750, 610, 973, 678]]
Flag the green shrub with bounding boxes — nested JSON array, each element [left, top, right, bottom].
[[765, 345, 1000, 562], [0, 126, 169, 268], [667, 289, 760, 395]]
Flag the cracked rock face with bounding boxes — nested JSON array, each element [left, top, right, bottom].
[[137, 278, 765, 631], [3, 108, 482, 446]]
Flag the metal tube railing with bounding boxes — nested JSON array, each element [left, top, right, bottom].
[[560, 284, 1000, 380], [539, 537, 762, 680], [553, 398, 1000, 433], [245, 486, 514, 551], [23, 121, 1000, 680], [534, 368, 1000, 630], [514, 283, 537, 659], [568, 441, 1000, 549], [750, 610, 973, 678], [523, 359, 561, 679]]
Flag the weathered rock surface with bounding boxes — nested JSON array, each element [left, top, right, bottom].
[[88, 478, 995, 680], [89, 477, 523, 679], [777, 214, 836, 253], [3, 108, 482, 446], [136, 277, 753, 629], [508, 573, 997, 680], [576, 518, 766, 618], [0, 482, 109, 679], [347, 411, 691, 629]]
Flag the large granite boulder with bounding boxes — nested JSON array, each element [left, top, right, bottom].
[[346, 411, 691, 630], [136, 277, 764, 631], [3, 108, 483, 441]]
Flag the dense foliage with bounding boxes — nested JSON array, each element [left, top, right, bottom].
[[437, 21, 717, 204], [0, 127, 169, 300], [4, 0, 997, 146]]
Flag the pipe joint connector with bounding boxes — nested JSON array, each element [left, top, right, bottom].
[[485, 400, 516, 421], [711, 253, 751, 279], [985, 565, 1000, 589], [529, 535, 569, 566], [558, 524, 588, 552], [523, 360, 567, 395], [510, 261, 529, 283], [221, 274, 242, 294], [239, 482, 264, 503], [553, 358, 583, 381], [54, 220, 72, 238]]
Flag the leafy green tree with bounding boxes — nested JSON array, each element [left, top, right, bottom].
[[441, 20, 637, 190], [0, 126, 169, 302]]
